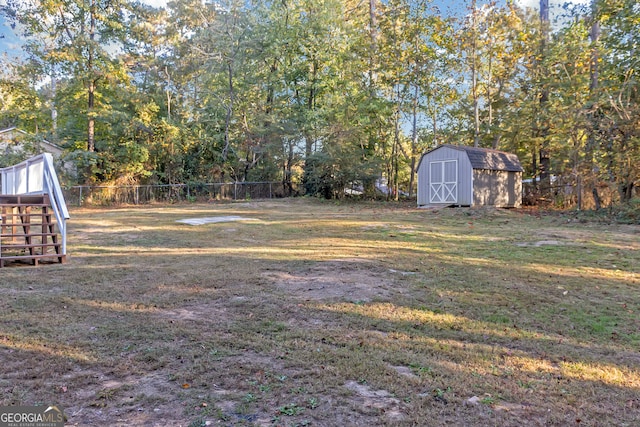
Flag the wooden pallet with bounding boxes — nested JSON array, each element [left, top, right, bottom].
[[0, 194, 66, 267]]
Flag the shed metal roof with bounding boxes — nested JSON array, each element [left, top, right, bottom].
[[426, 144, 523, 172]]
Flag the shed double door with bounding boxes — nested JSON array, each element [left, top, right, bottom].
[[429, 160, 457, 204]]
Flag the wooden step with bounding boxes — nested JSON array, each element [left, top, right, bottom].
[[0, 209, 53, 215], [1, 232, 58, 238], [0, 194, 49, 205], [0, 194, 65, 268], [1, 210, 53, 215], [3, 245, 59, 253], [1, 242, 61, 249], [0, 204, 51, 209], [0, 253, 66, 267]]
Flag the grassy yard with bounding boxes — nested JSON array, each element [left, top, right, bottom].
[[1, 198, 639, 426]]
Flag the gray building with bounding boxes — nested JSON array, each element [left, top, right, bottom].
[[417, 144, 523, 208]]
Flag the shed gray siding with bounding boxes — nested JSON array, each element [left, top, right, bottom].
[[417, 146, 473, 206], [472, 169, 522, 208]]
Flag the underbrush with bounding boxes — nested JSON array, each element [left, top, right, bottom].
[[569, 197, 640, 224]]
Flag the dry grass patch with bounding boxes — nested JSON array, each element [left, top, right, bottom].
[[0, 199, 639, 426]]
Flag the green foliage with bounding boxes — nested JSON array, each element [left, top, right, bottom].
[[0, 134, 57, 167], [0, 62, 51, 132], [278, 403, 304, 416], [303, 138, 381, 199], [616, 198, 640, 224]]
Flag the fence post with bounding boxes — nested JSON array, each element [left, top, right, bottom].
[[79, 186, 83, 207]]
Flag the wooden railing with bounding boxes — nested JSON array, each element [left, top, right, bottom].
[[0, 153, 70, 255]]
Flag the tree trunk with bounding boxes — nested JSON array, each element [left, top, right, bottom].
[[620, 181, 634, 203], [531, 147, 537, 187], [285, 140, 294, 196], [471, 0, 480, 147], [538, 0, 550, 186], [87, 0, 97, 153], [486, 18, 493, 144], [51, 78, 57, 132], [539, 149, 550, 185], [165, 66, 172, 121], [88, 81, 95, 152], [492, 134, 501, 149], [408, 85, 419, 197], [368, 0, 377, 94], [586, 11, 601, 208], [393, 91, 401, 201], [432, 107, 437, 145], [577, 175, 582, 210], [305, 59, 317, 159], [222, 61, 233, 161], [592, 186, 602, 211], [589, 21, 600, 94]]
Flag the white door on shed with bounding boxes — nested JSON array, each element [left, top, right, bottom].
[[429, 160, 457, 203]]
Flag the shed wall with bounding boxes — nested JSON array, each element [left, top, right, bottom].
[[472, 170, 522, 208], [417, 146, 473, 206]]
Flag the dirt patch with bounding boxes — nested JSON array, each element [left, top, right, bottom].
[[264, 259, 398, 303], [516, 240, 562, 247], [389, 365, 420, 381], [159, 305, 229, 323], [63, 350, 291, 426], [176, 216, 259, 225], [494, 401, 533, 414], [34, 368, 187, 427], [343, 380, 406, 422]]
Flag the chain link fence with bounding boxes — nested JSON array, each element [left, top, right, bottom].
[[522, 179, 634, 210], [63, 182, 300, 206]]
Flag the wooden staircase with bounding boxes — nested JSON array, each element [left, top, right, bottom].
[[0, 194, 66, 267]]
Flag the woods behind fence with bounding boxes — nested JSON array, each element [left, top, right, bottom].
[[63, 179, 626, 210], [64, 182, 299, 206]]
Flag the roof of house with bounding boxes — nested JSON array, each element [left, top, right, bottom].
[[424, 144, 523, 172], [0, 127, 30, 137], [0, 127, 63, 153]]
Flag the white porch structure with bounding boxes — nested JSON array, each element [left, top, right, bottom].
[[0, 154, 70, 266]]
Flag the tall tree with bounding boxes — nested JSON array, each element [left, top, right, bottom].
[[2, 0, 133, 154], [586, 0, 602, 209], [0, 58, 50, 132], [538, 0, 551, 185], [596, 0, 640, 202]]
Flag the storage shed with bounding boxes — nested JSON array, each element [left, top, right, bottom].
[[417, 144, 523, 208]]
